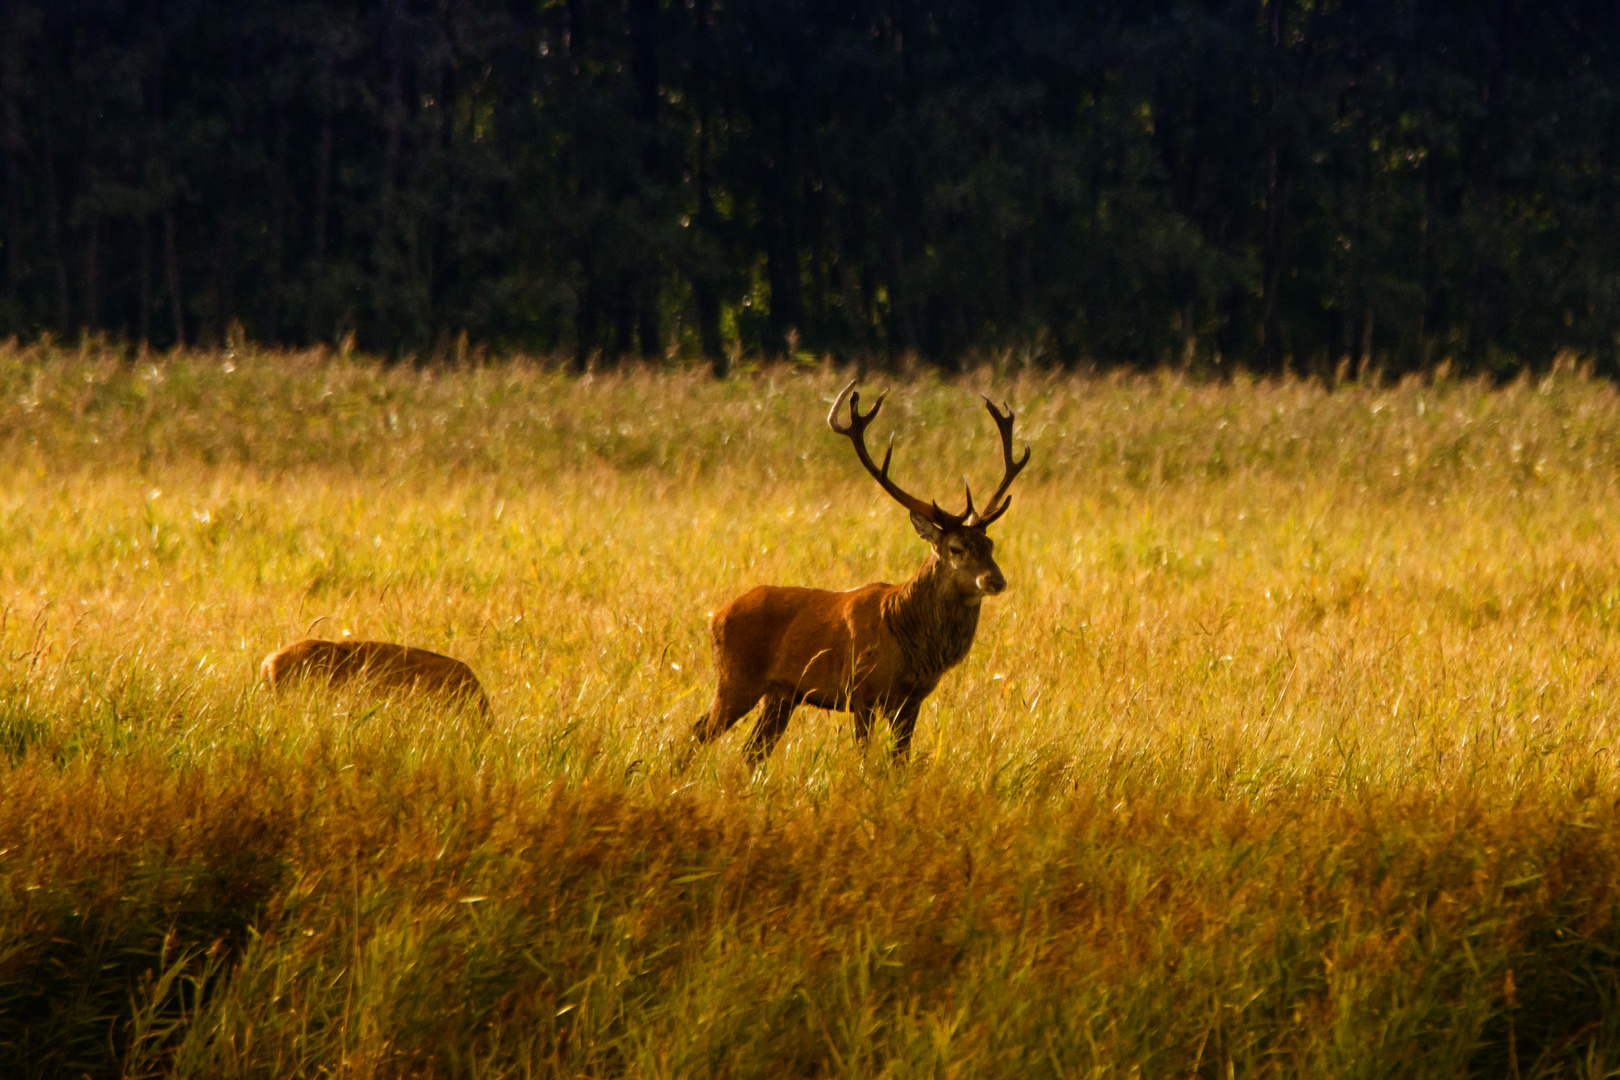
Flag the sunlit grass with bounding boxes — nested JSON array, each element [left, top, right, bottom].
[[4, 342, 1620, 1076]]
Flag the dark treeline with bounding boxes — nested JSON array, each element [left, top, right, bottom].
[[2, 0, 1618, 375]]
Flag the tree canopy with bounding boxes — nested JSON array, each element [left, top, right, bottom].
[[2, 0, 1618, 376]]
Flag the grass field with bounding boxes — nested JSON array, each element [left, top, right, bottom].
[[5, 342, 1620, 1077]]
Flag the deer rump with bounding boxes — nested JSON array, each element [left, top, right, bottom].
[[260, 638, 490, 715]]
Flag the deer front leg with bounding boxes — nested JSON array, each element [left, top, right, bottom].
[[888, 697, 924, 761]]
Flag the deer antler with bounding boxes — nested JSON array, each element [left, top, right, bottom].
[[965, 396, 1030, 528], [828, 379, 970, 530]]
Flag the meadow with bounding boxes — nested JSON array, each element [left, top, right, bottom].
[[4, 342, 1620, 1077]]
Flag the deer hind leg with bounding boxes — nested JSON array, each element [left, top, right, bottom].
[[743, 696, 796, 767], [692, 680, 764, 745]]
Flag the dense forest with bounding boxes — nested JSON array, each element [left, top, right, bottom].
[[1, 0, 1618, 375]]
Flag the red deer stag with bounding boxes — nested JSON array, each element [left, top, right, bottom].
[[693, 379, 1029, 765], [261, 638, 490, 715]]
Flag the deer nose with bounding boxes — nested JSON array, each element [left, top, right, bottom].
[[979, 572, 1006, 595]]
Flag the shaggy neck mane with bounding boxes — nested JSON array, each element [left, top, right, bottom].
[[881, 553, 982, 683]]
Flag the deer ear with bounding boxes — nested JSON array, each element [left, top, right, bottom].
[[910, 510, 944, 545]]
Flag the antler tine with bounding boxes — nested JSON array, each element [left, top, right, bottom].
[[827, 377, 886, 435], [828, 379, 968, 529], [968, 395, 1031, 528]]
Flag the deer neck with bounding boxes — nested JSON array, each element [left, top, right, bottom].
[[881, 552, 982, 683]]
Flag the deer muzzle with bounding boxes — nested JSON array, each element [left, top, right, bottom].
[[977, 571, 1007, 596]]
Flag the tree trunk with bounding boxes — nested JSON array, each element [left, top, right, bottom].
[[887, 232, 915, 363], [264, 107, 287, 344], [138, 213, 152, 345], [3, 29, 18, 312], [630, 0, 660, 359], [215, 21, 245, 345], [566, 0, 585, 62], [763, 99, 802, 354], [5, 109, 18, 312], [376, 0, 406, 343], [1358, 305, 1374, 381], [308, 77, 332, 343], [804, 83, 865, 360], [82, 209, 98, 331], [40, 75, 70, 334], [611, 288, 633, 366], [150, 63, 184, 348], [163, 207, 184, 348], [313, 114, 331, 262], [696, 280, 724, 376], [1257, 0, 1288, 374], [572, 280, 594, 374], [692, 89, 726, 375], [637, 284, 660, 360], [628, 0, 658, 132]]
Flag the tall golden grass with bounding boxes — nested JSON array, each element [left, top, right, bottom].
[[4, 342, 1620, 1077]]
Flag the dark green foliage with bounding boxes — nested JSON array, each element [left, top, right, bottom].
[[0, 1, 1617, 373]]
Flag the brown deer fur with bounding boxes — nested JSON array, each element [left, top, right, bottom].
[[260, 638, 490, 715], [694, 381, 1029, 764]]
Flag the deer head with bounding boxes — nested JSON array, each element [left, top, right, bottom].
[[828, 379, 1029, 603]]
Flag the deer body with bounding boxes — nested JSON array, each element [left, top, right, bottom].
[[696, 381, 1027, 764], [261, 638, 490, 715]]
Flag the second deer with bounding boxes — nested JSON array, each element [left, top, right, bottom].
[[261, 637, 491, 716], [694, 379, 1030, 765]]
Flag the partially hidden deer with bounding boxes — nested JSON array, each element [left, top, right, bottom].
[[260, 638, 491, 715], [693, 379, 1030, 765]]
